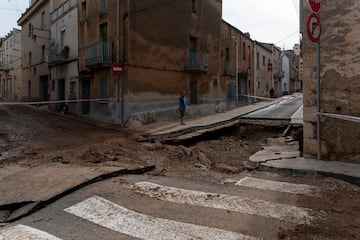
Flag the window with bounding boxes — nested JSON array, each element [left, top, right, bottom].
[[191, 0, 197, 14], [70, 81, 76, 99], [60, 29, 66, 50], [28, 52, 32, 66], [213, 76, 218, 87], [81, 1, 87, 22], [242, 42, 246, 60], [225, 48, 229, 62], [189, 37, 197, 63], [248, 45, 251, 68], [99, 0, 107, 13], [256, 52, 259, 69], [263, 56, 265, 66], [28, 23, 32, 37], [41, 11, 45, 28], [41, 45, 46, 61]]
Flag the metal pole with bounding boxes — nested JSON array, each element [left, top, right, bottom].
[[116, 0, 120, 102], [316, 41, 321, 160]]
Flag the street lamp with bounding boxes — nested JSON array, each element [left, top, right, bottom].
[[232, 36, 238, 105]]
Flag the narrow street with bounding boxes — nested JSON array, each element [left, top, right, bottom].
[[0, 103, 359, 239]]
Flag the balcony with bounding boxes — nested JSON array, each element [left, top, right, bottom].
[[185, 52, 208, 72], [48, 46, 69, 64], [224, 61, 233, 76], [0, 61, 10, 71], [84, 41, 112, 67], [273, 70, 284, 79]]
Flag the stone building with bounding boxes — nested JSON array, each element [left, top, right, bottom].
[[301, 0, 360, 162], [220, 21, 254, 106], [253, 42, 272, 97], [18, 0, 51, 102], [0, 29, 22, 100], [79, 0, 225, 125]]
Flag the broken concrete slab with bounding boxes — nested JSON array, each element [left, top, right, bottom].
[[0, 162, 154, 222], [260, 158, 360, 184]]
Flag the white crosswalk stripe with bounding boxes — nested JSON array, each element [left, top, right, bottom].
[[0, 177, 321, 239], [64, 195, 260, 240], [235, 177, 320, 197], [0, 224, 62, 240], [133, 181, 313, 224]]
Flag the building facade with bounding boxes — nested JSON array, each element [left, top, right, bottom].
[[48, 0, 78, 112], [18, 0, 51, 102], [78, 0, 224, 125], [253, 42, 272, 97], [301, 0, 360, 162], [0, 29, 22, 100], [281, 53, 290, 95]]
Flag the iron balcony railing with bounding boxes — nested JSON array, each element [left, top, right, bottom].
[[48, 46, 69, 64], [185, 52, 208, 72], [0, 61, 10, 71], [84, 41, 112, 66]]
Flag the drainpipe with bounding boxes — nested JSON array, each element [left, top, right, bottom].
[[253, 42, 257, 96]]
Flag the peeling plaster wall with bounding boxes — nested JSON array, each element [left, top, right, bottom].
[[302, 0, 360, 162]]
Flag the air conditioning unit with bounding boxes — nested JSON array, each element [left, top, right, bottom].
[[200, 65, 208, 71]]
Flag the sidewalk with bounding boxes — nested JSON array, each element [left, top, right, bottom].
[[248, 136, 360, 185], [140, 99, 281, 142]]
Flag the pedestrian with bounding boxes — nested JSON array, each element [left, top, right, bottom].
[[178, 91, 186, 125], [269, 88, 275, 98]]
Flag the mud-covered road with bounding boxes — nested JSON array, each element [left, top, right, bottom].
[[0, 104, 359, 239]]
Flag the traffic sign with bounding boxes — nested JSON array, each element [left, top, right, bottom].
[[309, 0, 320, 13], [306, 13, 321, 43], [6, 75, 12, 80], [112, 63, 123, 76]]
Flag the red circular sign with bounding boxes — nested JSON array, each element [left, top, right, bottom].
[[309, 0, 320, 13], [306, 13, 321, 42], [112, 63, 123, 76]]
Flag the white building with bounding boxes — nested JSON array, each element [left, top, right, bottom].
[[48, 0, 79, 112], [0, 29, 22, 100], [281, 52, 290, 95]]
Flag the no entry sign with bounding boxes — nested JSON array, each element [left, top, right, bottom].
[[309, 0, 320, 13], [112, 63, 123, 76], [306, 13, 321, 42]]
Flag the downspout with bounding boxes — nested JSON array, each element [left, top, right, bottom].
[[253, 42, 257, 96]]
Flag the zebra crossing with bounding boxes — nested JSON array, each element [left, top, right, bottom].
[[0, 176, 324, 239]]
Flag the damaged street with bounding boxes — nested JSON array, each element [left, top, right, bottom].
[[0, 100, 359, 240]]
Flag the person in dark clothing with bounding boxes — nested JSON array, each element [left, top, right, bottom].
[[178, 91, 186, 125], [270, 88, 275, 98]]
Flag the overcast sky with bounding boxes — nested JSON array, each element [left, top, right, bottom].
[[223, 0, 300, 50], [1, 0, 300, 50]]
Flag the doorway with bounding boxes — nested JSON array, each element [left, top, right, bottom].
[[81, 79, 90, 115], [189, 80, 198, 104]]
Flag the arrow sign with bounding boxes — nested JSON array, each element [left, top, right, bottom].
[[306, 13, 321, 43], [309, 0, 320, 13]]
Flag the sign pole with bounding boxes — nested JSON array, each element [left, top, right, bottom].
[[316, 40, 321, 160], [307, 0, 321, 160]]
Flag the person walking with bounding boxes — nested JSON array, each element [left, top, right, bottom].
[[178, 91, 186, 125], [269, 88, 275, 98]]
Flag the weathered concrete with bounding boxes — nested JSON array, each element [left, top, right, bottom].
[[301, 0, 360, 163], [0, 163, 154, 222]]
